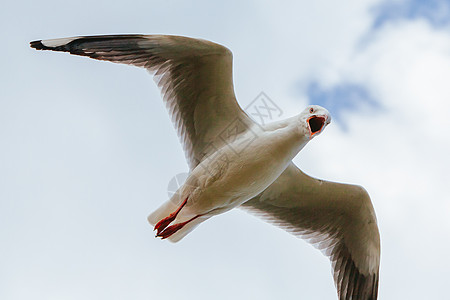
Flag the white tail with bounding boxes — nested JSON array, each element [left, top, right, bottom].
[[165, 215, 209, 243], [148, 198, 209, 243], [147, 200, 179, 226]]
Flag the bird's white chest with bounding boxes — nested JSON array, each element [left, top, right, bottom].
[[189, 125, 307, 212]]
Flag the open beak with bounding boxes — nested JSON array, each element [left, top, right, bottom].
[[307, 115, 328, 138]]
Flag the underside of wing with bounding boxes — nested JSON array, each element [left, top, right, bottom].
[[241, 163, 380, 300], [31, 34, 254, 169]]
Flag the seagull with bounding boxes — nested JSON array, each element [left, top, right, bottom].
[[30, 35, 380, 300]]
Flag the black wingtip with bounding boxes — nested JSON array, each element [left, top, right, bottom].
[[30, 40, 46, 50]]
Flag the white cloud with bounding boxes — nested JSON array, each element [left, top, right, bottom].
[[299, 17, 450, 299]]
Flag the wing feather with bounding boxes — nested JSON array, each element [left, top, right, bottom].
[[31, 34, 254, 169], [241, 163, 380, 299]]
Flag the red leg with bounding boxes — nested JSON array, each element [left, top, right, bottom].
[[154, 197, 188, 235], [156, 215, 201, 240]]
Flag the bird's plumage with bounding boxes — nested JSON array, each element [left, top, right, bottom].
[[31, 35, 252, 170], [31, 34, 380, 299], [242, 163, 380, 299]]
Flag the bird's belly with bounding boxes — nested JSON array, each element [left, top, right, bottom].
[[188, 128, 305, 214], [192, 148, 291, 212]]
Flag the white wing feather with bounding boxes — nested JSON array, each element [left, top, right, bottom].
[[31, 35, 254, 169], [241, 163, 380, 300]]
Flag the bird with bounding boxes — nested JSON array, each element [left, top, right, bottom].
[[30, 34, 380, 300]]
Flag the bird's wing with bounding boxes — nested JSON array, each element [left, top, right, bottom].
[[241, 163, 380, 300], [30, 35, 254, 169]]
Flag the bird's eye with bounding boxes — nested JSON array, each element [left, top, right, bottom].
[[309, 108, 314, 113]]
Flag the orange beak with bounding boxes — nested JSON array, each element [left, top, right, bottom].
[[307, 115, 327, 138]]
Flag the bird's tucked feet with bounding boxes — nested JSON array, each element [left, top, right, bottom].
[[154, 197, 188, 235], [156, 215, 201, 240]]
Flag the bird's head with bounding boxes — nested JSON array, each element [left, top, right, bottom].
[[299, 105, 331, 139]]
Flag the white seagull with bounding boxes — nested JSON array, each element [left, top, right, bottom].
[[31, 35, 380, 300]]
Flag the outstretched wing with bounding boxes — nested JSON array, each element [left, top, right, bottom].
[[241, 163, 380, 300], [30, 35, 254, 169]]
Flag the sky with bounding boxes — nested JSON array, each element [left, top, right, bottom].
[[1, 0, 450, 299]]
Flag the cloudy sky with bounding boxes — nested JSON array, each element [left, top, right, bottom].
[[1, 0, 450, 299]]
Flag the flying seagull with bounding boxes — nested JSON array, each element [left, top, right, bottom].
[[30, 35, 380, 300]]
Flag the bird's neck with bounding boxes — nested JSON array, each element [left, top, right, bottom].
[[261, 117, 310, 162]]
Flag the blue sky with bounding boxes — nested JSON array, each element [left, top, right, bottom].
[[307, 82, 380, 126], [373, 0, 450, 28], [306, 0, 450, 126], [1, 0, 450, 300]]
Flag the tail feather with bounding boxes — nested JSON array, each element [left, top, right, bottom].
[[165, 215, 209, 243], [148, 200, 209, 243], [147, 200, 179, 226]]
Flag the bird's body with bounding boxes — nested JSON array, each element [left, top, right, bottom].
[[149, 112, 326, 241], [31, 34, 380, 299]]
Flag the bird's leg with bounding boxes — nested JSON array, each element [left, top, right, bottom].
[[154, 197, 188, 235], [156, 215, 201, 240]]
